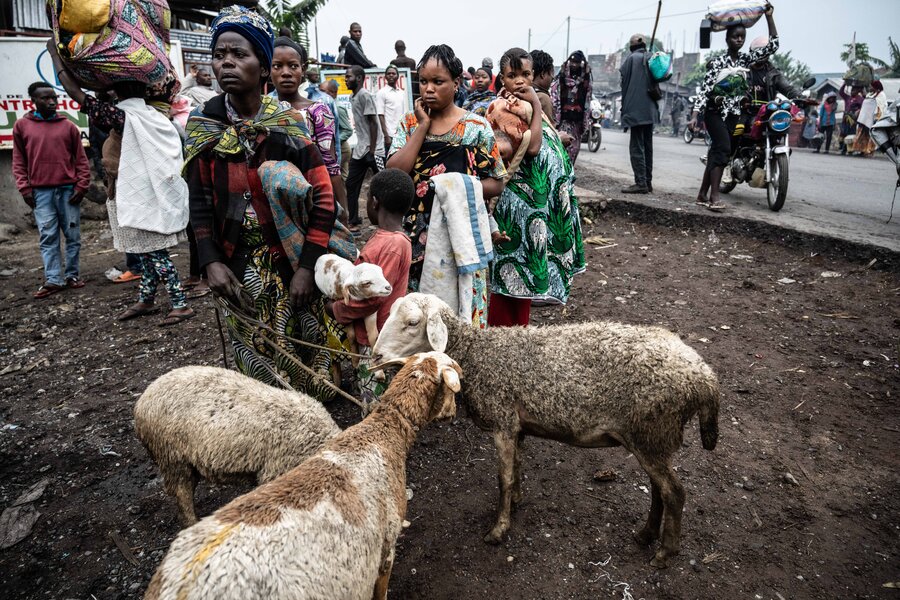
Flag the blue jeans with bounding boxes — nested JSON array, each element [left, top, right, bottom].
[[32, 186, 80, 286]]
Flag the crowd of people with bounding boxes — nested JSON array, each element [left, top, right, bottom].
[[14, 7, 590, 406]]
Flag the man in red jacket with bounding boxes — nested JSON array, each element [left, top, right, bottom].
[[12, 82, 91, 298]]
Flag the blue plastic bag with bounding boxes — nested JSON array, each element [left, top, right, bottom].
[[648, 52, 673, 82]]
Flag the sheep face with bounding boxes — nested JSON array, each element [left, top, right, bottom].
[[373, 294, 453, 362], [408, 351, 462, 421], [347, 263, 393, 301]]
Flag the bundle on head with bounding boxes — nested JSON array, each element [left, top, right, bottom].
[[134, 366, 341, 526], [145, 352, 462, 600], [372, 293, 720, 569]]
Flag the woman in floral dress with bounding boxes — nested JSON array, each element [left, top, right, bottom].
[[387, 44, 506, 327]]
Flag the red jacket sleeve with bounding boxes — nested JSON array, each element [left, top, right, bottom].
[[296, 143, 336, 270], [71, 124, 91, 194], [11, 122, 31, 197]]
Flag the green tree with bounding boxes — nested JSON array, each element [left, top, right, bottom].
[[871, 37, 900, 77], [840, 41, 881, 67], [684, 50, 724, 87], [264, 0, 328, 42], [770, 51, 812, 89]]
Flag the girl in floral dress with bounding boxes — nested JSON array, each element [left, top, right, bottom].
[[387, 44, 506, 327]]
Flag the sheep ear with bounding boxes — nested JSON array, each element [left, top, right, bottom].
[[426, 310, 447, 352], [440, 365, 461, 393]]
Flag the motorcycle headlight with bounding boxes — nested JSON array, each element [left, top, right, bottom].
[[781, 101, 791, 110], [591, 108, 602, 119], [767, 101, 779, 111], [769, 110, 792, 132]]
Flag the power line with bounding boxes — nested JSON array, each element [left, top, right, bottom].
[[538, 17, 569, 49], [572, 9, 706, 23]]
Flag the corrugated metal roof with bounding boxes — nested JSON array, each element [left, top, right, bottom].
[[12, 0, 50, 31]]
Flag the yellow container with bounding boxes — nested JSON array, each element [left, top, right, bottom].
[[59, 0, 110, 34]]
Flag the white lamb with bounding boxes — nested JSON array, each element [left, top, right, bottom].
[[134, 366, 341, 526], [314, 254, 392, 348], [144, 352, 462, 600]]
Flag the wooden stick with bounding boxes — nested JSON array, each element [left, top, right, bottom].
[[650, 0, 663, 50]]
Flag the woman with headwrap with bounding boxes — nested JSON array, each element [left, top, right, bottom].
[[851, 80, 887, 157], [551, 50, 592, 164], [462, 66, 496, 117], [184, 6, 346, 401], [47, 44, 194, 326]]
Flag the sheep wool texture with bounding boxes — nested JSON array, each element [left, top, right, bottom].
[[134, 366, 341, 525], [146, 354, 461, 600]]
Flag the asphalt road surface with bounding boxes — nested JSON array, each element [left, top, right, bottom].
[[578, 129, 900, 252]]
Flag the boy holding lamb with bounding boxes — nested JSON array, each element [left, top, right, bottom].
[[326, 168, 414, 403]]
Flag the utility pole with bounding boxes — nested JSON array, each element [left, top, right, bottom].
[[565, 16, 570, 59], [314, 16, 319, 63], [528, 28, 531, 51]]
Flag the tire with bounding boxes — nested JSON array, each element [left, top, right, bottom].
[[767, 154, 789, 211], [683, 127, 694, 144], [588, 127, 601, 152], [719, 181, 737, 194]]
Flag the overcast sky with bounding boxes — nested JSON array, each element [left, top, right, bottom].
[[304, 0, 898, 75]]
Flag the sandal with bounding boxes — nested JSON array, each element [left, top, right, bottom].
[[112, 270, 141, 284], [66, 277, 86, 289], [158, 309, 196, 327], [186, 286, 211, 299], [695, 200, 710, 208], [706, 202, 726, 212], [33, 283, 64, 299], [117, 305, 159, 321]]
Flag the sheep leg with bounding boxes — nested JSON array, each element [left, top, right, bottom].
[[635, 454, 685, 569], [485, 430, 517, 544], [634, 481, 663, 546], [372, 559, 393, 600], [165, 464, 199, 526], [511, 433, 525, 506]]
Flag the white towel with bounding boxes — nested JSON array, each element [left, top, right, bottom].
[[115, 98, 189, 235], [420, 173, 494, 321]]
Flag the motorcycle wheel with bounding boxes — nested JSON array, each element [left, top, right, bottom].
[[683, 127, 694, 144], [588, 127, 601, 152], [767, 154, 789, 211], [719, 181, 737, 194], [704, 132, 712, 146]]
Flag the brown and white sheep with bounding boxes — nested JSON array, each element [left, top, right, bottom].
[[134, 366, 341, 526], [144, 352, 462, 600], [372, 293, 720, 568]]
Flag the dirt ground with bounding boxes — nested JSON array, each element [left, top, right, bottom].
[[1, 179, 898, 600]]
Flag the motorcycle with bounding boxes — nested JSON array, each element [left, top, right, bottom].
[[719, 77, 817, 212], [580, 98, 603, 153], [683, 119, 711, 145], [870, 99, 900, 179]]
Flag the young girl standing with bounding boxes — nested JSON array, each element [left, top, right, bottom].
[[485, 47, 585, 326]]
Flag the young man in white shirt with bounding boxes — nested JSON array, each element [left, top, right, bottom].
[[375, 64, 408, 156]]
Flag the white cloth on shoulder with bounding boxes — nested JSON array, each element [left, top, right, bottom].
[[115, 97, 189, 235], [420, 173, 494, 321]]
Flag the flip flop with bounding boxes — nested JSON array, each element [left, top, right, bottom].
[[33, 283, 64, 299], [186, 287, 211, 299], [66, 277, 86, 289], [158, 310, 196, 327], [117, 305, 160, 321], [707, 202, 726, 212], [695, 200, 710, 208], [112, 270, 141, 284]]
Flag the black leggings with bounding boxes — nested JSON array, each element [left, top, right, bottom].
[[705, 111, 738, 168]]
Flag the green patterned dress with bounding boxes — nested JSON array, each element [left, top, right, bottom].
[[491, 121, 586, 304]]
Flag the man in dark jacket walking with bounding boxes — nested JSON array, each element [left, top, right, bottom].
[[13, 81, 91, 298], [619, 33, 659, 194]]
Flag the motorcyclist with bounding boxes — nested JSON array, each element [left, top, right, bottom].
[[747, 36, 798, 106]]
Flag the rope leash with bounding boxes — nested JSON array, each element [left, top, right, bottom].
[[211, 294, 368, 410]]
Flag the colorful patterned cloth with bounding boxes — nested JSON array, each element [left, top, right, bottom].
[[257, 160, 358, 267], [298, 102, 341, 176], [388, 111, 505, 327], [137, 248, 187, 309], [462, 89, 496, 117], [225, 210, 349, 402], [183, 94, 306, 166], [209, 5, 274, 69], [50, 0, 173, 87], [488, 107, 585, 304]]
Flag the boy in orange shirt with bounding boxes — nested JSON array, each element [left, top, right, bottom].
[[326, 168, 413, 404]]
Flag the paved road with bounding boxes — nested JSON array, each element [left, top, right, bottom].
[[577, 129, 900, 252]]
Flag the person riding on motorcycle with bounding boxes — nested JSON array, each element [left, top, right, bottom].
[[745, 36, 799, 139]]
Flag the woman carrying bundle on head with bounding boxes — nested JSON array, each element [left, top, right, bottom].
[[485, 47, 585, 327], [183, 6, 348, 401], [550, 50, 592, 165], [387, 44, 507, 328]]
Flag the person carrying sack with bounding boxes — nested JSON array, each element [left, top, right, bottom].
[[619, 33, 660, 194]]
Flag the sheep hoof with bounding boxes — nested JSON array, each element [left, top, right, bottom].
[[634, 528, 657, 546], [483, 527, 506, 545], [650, 552, 671, 569]]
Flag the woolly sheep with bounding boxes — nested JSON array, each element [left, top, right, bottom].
[[315, 254, 392, 346], [134, 366, 341, 526], [144, 352, 462, 600], [372, 293, 720, 568]]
